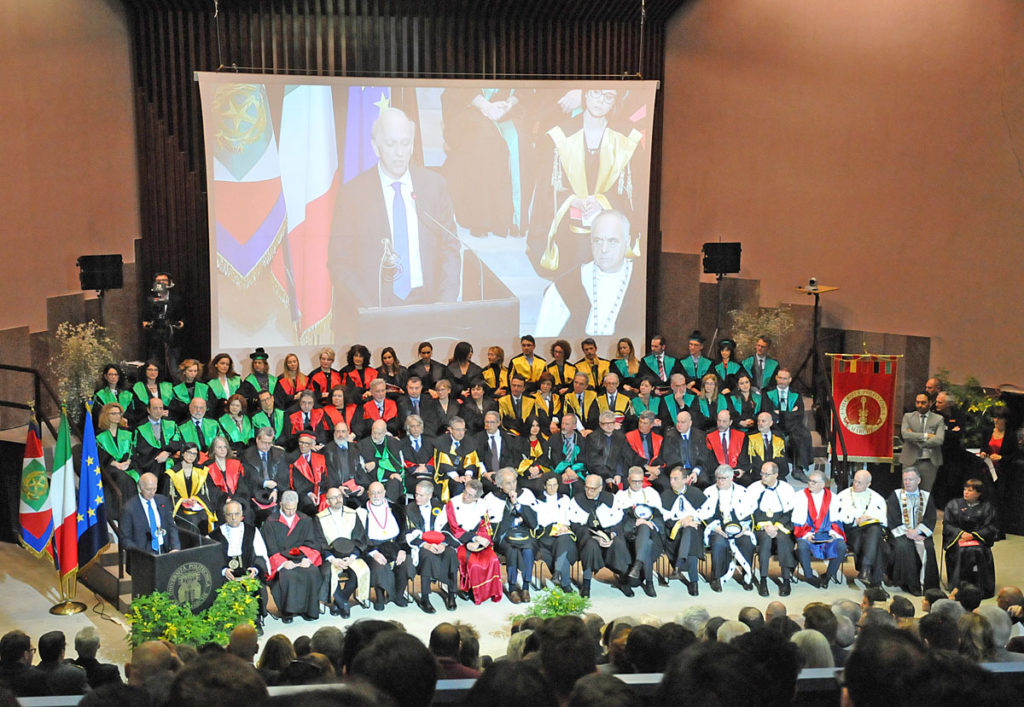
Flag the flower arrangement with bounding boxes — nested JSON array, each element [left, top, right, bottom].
[[125, 577, 261, 648], [50, 320, 119, 426], [512, 586, 590, 621]]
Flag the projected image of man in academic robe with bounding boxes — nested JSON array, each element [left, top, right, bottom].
[[327, 107, 459, 321]]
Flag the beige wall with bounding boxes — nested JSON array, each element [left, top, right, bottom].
[[662, 0, 1024, 388], [0, 0, 139, 332]]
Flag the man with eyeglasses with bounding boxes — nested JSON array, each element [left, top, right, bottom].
[[746, 461, 797, 597], [210, 500, 270, 626], [586, 410, 630, 492], [568, 473, 628, 598], [314, 487, 370, 618], [0, 630, 49, 697], [792, 470, 847, 588], [614, 466, 663, 597], [660, 465, 710, 596], [405, 480, 458, 614], [699, 464, 755, 592], [836, 469, 887, 588]]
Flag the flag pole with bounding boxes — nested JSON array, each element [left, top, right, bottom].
[[49, 403, 85, 615]]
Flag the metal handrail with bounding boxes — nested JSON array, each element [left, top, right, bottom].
[[0, 363, 61, 439]]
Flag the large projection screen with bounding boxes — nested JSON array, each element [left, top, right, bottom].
[[197, 74, 658, 371]]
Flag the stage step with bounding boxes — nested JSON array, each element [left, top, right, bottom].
[[80, 544, 132, 612]]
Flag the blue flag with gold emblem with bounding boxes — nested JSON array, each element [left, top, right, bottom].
[[77, 403, 109, 571]]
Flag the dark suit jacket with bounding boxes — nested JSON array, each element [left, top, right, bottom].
[[398, 394, 443, 435], [459, 396, 499, 436], [585, 430, 631, 482], [120, 493, 181, 552], [472, 430, 519, 472], [661, 428, 711, 477], [322, 440, 370, 492], [328, 165, 460, 310], [239, 446, 288, 501], [407, 359, 449, 392]]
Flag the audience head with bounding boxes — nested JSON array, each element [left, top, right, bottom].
[[975, 605, 1013, 650], [126, 640, 178, 685], [349, 631, 437, 707], [930, 598, 966, 623], [859, 607, 897, 630], [716, 620, 750, 644], [843, 626, 929, 707], [37, 630, 66, 662], [831, 599, 861, 627], [168, 653, 267, 707], [996, 586, 1023, 612], [792, 629, 834, 668], [768, 615, 802, 639], [623, 624, 663, 672], [825, 615, 851, 650], [732, 628, 802, 706], [227, 623, 258, 663], [922, 588, 947, 613], [464, 660, 556, 707], [803, 603, 838, 645], [677, 606, 710, 636], [257, 634, 295, 673], [340, 620, 398, 676], [738, 606, 765, 631], [74, 626, 101, 660], [889, 595, 915, 621], [657, 641, 770, 707], [917, 612, 960, 651], [568, 673, 634, 707], [537, 616, 596, 700], [764, 601, 788, 624], [956, 582, 983, 612], [427, 623, 461, 659], [310, 626, 344, 674], [957, 613, 997, 662], [861, 586, 888, 612]]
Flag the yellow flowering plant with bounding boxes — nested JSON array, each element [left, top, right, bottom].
[[126, 577, 261, 648]]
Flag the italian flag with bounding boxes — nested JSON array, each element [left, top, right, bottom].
[[51, 411, 78, 582]]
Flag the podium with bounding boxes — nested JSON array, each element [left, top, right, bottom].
[[128, 529, 225, 613], [332, 249, 520, 344]]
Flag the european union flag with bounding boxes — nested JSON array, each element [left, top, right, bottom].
[[77, 403, 109, 571]]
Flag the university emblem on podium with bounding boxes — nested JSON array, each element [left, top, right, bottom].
[[167, 561, 214, 608], [838, 389, 887, 435]]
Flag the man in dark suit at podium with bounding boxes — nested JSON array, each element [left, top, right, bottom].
[[120, 472, 180, 554], [328, 107, 460, 315]]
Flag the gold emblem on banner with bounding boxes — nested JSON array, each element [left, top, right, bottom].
[[839, 389, 887, 435], [21, 469, 49, 502], [214, 84, 268, 153]]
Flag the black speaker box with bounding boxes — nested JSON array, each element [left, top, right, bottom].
[[77, 254, 124, 291], [701, 242, 741, 275]]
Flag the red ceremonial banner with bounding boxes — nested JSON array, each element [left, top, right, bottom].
[[830, 355, 899, 461]]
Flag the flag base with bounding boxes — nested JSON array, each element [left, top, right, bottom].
[[49, 600, 86, 616]]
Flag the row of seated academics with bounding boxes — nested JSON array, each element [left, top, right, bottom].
[[112, 398, 970, 625]]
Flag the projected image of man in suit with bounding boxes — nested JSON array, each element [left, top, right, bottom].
[[328, 107, 460, 317]]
